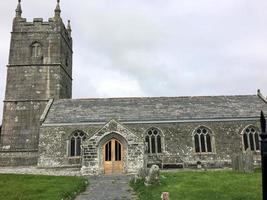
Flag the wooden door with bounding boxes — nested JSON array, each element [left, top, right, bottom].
[[103, 139, 123, 174]]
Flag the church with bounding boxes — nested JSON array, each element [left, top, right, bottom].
[[0, 1, 266, 175]]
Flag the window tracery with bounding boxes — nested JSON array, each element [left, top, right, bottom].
[[242, 126, 260, 151], [69, 131, 86, 157], [145, 128, 162, 154], [193, 126, 213, 153]]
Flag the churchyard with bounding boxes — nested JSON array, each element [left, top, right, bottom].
[[0, 174, 87, 200], [131, 170, 262, 200], [0, 169, 261, 200]]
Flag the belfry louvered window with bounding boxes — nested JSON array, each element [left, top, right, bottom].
[[242, 126, 260, 151], [70, 131, 86, 157], [193, 127, 213, 153], [145, 128, 162, 154]]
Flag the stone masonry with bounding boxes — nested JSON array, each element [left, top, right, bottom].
[[81, 120, 145, 175], [0, 1, 266, 175], [0, 1, 72, 166]]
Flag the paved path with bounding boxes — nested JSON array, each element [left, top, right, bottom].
[[75, 174, 138, 200]]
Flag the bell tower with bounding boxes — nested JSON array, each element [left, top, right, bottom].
[[0, 0, 73, 165]]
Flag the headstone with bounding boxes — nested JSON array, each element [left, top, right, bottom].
[[196, 161, 202, 169], [137, 167, 149, 179], [145, 165, 160, 186], [243, 149, 253, 173], [231, 150, 253, 173]]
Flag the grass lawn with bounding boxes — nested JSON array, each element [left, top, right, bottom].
[[131, 170, 262, 200], [0, 174, 88, 200]]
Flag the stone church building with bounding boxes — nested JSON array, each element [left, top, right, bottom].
[[0, 1, 266, 175]]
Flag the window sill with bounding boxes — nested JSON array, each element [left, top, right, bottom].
[[68, 157, 81, 165], [68, 156, 81, 159], [242, 150, 261, 153], [193, 152, 216, 155], [146, 153, 163, 156]]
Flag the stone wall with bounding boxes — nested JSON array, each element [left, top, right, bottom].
[[1, 101, 47, 151], [81, 120, 145, 175], [126, 120, 261, 167], [0, 151, 38, 166], [38, 124, 101, 167], [0, 15, 72, 165], [38, 118, 261, 173], [38, 120, 145, 175]]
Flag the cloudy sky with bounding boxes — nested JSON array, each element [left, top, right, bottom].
[[0, 0, 267, 122]]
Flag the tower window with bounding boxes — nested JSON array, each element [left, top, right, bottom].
[[65, 58, 68, 67], [65, 52, 69, 67], [193, 126, 213, 153], [31, 42, 42, 57], [69, 131, 86, 157], [145, 128, 162, 154], [242, 126, 260, 151]]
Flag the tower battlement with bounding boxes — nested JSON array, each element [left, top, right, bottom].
[[13, 17, 71, 40]]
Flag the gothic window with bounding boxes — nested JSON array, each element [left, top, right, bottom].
[[242, 126, 260, 151], [146, 128, 162, 154], [69, 131, 86, 157], [193, 127, 213, 153], [31, 42, 42, 57]]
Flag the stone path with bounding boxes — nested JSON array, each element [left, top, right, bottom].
[[75, 174, 138, 200]]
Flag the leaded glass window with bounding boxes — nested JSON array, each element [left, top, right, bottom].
[[69, 131, 86, 157], [242, 126, 260, 151], [146, 128, 162, 154], [193, 127, 213, 153]]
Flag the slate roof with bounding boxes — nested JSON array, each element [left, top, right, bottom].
[[42, 95, 267, 124]]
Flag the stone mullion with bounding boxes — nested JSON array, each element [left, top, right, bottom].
[[204, 133, 208, 153], [74, 137, 77, 157], [149, 136, 152, 154], [247, 133, 251, 150], [155, 134, 158, 154], [198, 134, 201, 153]]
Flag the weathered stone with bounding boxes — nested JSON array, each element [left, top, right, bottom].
[[0, 1, 72, 166], [145, 165, 160, 186], [231, 150, 254, 173], [0, 1, 265, 176], [137, 167, 149, 180]]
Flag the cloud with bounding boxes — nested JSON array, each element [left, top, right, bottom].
[[0, 0, 266, 122]]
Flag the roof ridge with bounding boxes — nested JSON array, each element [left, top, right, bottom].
[[56, 94, 257, 101]]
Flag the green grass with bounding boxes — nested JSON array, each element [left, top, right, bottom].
[[131, 170, 262, 200], [0, 174, 88, 200]]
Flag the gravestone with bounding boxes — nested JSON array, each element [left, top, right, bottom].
[[145, 165, 160, 186], [232, 149, 253, 173]]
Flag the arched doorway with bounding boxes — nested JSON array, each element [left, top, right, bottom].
[[103, 139, 124, 174]]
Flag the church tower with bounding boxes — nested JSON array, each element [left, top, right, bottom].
[[0, 0, 73, 165]]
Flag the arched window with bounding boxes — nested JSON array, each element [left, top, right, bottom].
[[31, 42, 42, 57], [193, 126, 213, 153], [69, 131, 86, 157], [242, 126, 260, 151], [145, 128, 162, 154]]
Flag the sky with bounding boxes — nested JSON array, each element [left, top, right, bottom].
[[0, 0, 267, 122]]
